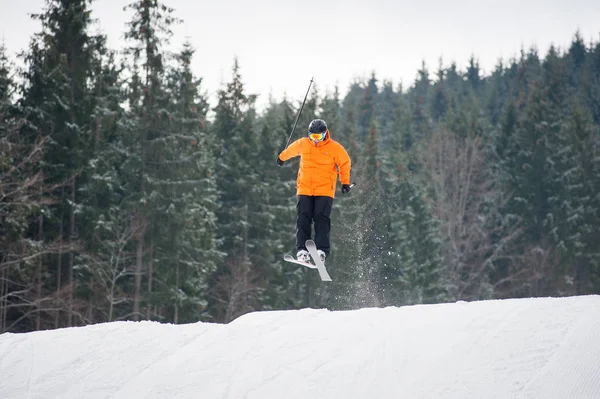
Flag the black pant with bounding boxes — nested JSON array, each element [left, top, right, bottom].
[[296, 195, 333, 255]]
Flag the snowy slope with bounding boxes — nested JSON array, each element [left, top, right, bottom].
[[1, 296, 600, 399]]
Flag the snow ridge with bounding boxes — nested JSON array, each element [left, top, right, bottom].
[[1, 296, 599, 399]]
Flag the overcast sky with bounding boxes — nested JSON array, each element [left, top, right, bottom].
[[1, 0, 599, 109]]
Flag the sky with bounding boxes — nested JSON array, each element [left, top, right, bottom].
[[1, 0, 600, 110], [1, 295, 600, 398]]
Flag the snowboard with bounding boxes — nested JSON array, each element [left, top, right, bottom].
[[283, 239, 332, 282]]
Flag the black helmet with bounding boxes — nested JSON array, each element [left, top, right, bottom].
[[308, 119, 327, 134]]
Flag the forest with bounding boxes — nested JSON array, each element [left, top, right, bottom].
[[1, 0, 599, 333]]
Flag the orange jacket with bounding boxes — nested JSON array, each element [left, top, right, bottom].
[[279, 129, 351, 198]]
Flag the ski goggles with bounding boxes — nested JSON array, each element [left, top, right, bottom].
[[309, 132, 326, 142]]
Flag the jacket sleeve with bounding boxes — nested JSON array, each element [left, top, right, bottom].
[[278, 139, 303, 161], [335, 144, 351, 185]]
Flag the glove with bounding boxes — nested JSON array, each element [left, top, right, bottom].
[[341, 184, 351, 194], [276, 157, 284, 167]]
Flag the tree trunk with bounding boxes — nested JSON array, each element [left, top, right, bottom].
[[575, 258, 589, 295], [55, 222, 63, 329], [174, 265, 179, 324], [36, 212, 43, 331], [146, 241, 154, 320], [87, 276, 94, 324], [1, 267, 6, 332], [68, 179, 75, 326], [133, 223, 144, 321], [55, 187, 65, 329]]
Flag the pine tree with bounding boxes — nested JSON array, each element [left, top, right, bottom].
[[389, 178, 446, 304], [147, 41, 220, 323], [378, 89, 410, 305], [358, 73, 378, 141], [0, 43, 10, 100], [585, 39, 600, 123], [508, 48, 542, 103], [376, 80, 399, 149], [379, 90, 445, 305], [565, 31, 587, 89], [327, 105, 364, 309], [341, 81, 365, 145], [0, 43, 50, 332], [465, 56, 483, 94], [486, 60, 510, 127], [540, 43, 600, 295], [351, 119, 389, 306], [501, 79, 560, 296], [554, 103, 600, 294], [75, 33, 128, 324], [16, 0, 103, 329], [431, 60, 449, 122], [410, 61, 432, 141], [121, 0, 182, 320], [209, 59, 263, 322]]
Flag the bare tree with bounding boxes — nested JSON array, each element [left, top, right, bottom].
[[78, 207, 142, 322], [132, 210, 147, 321], [0, 107, 49, 331], [492, 240, 563, 299], [419, 127, 522, 300], [0, 83, 83, 331], [212, 255, 262, 323]]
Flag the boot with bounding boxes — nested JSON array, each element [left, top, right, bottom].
[[296, 249, 310, 263], [317, 250, 326, 264]]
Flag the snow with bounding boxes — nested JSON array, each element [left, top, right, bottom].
[[2, 295, 600, 399]]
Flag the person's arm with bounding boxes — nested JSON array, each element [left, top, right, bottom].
[[336, 145, 351, 185], [277, 139, 303, 165]]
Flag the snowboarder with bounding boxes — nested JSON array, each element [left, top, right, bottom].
[[277, 119, 352, 264]]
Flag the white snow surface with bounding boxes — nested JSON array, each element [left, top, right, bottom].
[[2, 295, 600, 399]]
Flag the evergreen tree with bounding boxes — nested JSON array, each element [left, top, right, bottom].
[[508, 48, 542, 103], [465, 56, 483, 94], [358, 73, 378, 140], [209, 59, 263, 322], [0, 43, 10, 100], [379, 89, 445, 305], [76, 33, 128, 324], [0, 43, 49, 332], [376, 80, 399, 148], [389, 178, 446, 304], [154, 41, 220, 323], [431, 60, 449, 122], [565, 31, 587, 89], [553, 103, 600, 294], [585, 40, 600, 123], [409, 61, 432, 140], [378, 89, 410, 305], [341, 81, 365, 144], [486, 60, 510, 127], [17, 0, 103, 329], [502, 80, 561, 296], [121, 0, 182, 320], [353, 119, 389, 306], [328, 106, 364, 309]]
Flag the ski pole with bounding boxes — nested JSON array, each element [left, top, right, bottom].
[[284, 77, 314, 149]]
